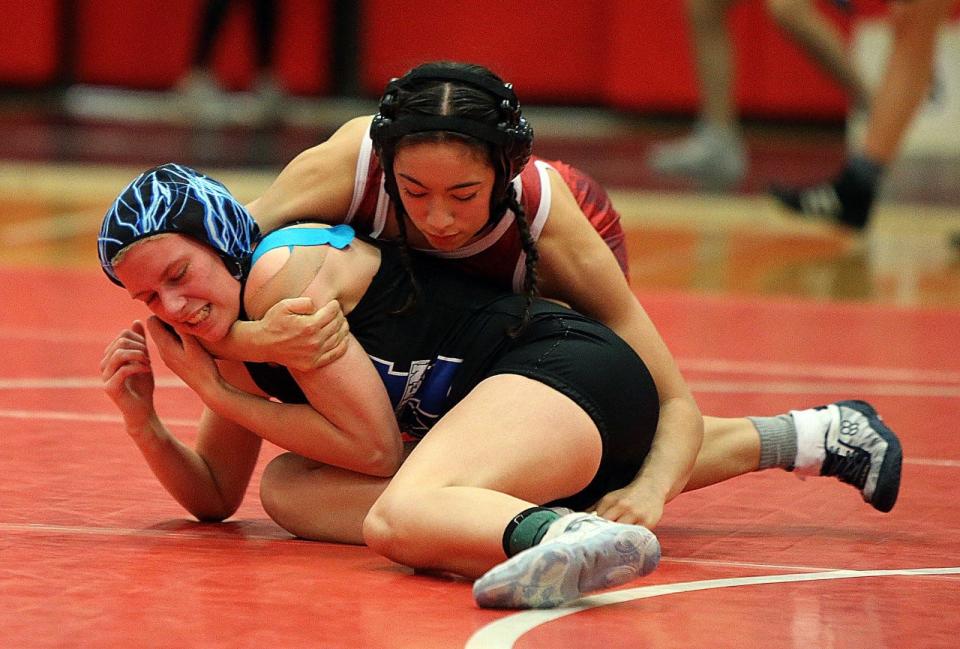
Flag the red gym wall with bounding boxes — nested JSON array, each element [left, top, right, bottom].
[[0, 0, 951, 120]]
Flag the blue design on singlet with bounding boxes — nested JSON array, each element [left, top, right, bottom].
[[368, 355, 463, 438], [250, 224, 355, 267], [243, 225, 464, 438]]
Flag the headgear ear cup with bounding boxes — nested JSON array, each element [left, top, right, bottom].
[[494, 89, 533, 182], [369, 77, 401, 144]]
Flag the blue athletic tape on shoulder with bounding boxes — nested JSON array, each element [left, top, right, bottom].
[[250, 224, 356, 268]]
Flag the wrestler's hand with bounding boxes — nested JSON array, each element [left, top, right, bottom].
[[257, 297, 350, 371], [145, 316, 222, 397], [100, 320, 156, 430], [590, 480, 666, 529]]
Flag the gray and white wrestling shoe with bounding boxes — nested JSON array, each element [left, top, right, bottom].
[[473, 513, 661, 609], [808, 400, 903, 513]]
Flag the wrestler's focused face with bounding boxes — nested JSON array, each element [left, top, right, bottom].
[[392, 140, 496, 251], [113, 234, 240, 342]]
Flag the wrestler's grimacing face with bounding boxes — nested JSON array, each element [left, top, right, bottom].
[[114, 234, 240, 342]]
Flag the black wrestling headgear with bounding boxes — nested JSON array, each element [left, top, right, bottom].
[[369, 62, 534, 204]]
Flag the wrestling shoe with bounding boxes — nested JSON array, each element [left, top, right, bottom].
[[769, 166, 875, 230], [647, 121, 746, 188], [797, 400, 903, 512], [473, 513, 661, 609]]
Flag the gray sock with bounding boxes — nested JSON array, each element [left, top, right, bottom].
[[749, 414, 797, 470]]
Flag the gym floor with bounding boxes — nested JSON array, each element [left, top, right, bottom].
[[1, 94, 958, 648]]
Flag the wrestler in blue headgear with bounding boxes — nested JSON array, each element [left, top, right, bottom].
[[98, 163, 259, 287]]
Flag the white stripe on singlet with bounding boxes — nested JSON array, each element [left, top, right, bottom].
[[345, 128, 374, 224]]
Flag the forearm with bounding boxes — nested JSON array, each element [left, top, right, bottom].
[[206, 300, 350, 371], [602, 307, 704, 502], [126, 414, 238, 520], [631, 395, 704, 502], [208, 320, 273, 363], [196, 377, 401, 477]]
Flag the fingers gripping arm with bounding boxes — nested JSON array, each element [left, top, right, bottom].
[[209, 297, 350, 370]]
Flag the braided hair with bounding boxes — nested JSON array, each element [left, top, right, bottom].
[[370, 61, 539, 334]]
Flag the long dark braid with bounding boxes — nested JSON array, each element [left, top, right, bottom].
[[387, 191, 421, 315], [504, 183, 539, 337]]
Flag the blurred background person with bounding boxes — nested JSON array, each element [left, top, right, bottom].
[[176, 0, 286, 125], [771, 0, 960, 230], [646, 0, 871, 189]]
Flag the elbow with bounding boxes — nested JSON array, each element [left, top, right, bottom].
[[350, 423, 404, 477], [187, 494, 242, 524], [353, 433, 403, 477], [191, 504, 237, 524], [361, 445, 403, 478]]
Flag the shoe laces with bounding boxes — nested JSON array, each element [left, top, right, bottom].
[[821, 447, 871, 488]]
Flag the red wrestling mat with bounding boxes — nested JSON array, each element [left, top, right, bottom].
[[2, 266, 958, 648]]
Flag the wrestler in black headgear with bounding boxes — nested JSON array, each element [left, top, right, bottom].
[[369, 61, 534, 217]]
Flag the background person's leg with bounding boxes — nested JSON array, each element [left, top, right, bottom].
[[647, 0, 747, 187]]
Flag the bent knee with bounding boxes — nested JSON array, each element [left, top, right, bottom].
[[260, 453, 311, 530], [362, 495, 412, 562]]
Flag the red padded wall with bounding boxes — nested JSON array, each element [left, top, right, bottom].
[[0, 0, 60, 87], [359, 0, 609, 103], [5, 0, 953, 118], [73, 0, 332, 95], [605, 0, 851, 119]]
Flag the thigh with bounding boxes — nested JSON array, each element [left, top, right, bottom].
[[386, 374, 603, 505]]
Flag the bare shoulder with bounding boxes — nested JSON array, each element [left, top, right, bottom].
[[244, 225, 380, 320], [244, 227, 336, 320], [292, 115, 372, 175], [247, 116, 375, 226]]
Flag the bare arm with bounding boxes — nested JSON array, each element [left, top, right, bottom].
[[206, 297, 351, 371], [100, 321, 262, 521], [246, 115, 373, 230], [211, 116, 373, 368], [146, 235, 403, 477], [147, 318, 403, 478], [536, 170, 704, 526]]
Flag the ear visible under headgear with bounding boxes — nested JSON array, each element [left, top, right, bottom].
[[98, 163, 259, 286]]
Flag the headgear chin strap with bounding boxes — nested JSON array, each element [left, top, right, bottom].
[[98, 163, 260, 287], [369, 63, 534, 188]]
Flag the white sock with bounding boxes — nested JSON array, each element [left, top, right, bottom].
[[791, 405, 837, 474]]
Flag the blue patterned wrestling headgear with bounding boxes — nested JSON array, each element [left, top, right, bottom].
[[98, 163, 260, 286]]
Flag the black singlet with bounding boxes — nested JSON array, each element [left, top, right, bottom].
[[243, 234, 660, 510]]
